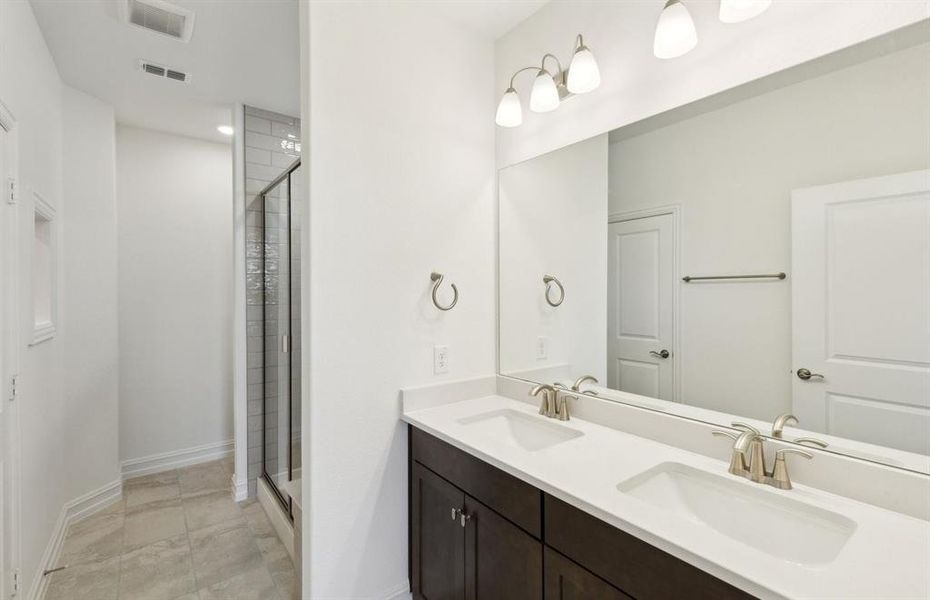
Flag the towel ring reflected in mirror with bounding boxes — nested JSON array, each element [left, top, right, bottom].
[[430, 271, 458, 311], [543, 274, 565, 307]]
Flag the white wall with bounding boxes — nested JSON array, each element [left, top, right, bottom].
[[1, 0, 67, 592], [1, 2, 122, 595], [495, 1, 930, 168], [302, 1, 495, 595], [116, 126, 233, 464], [607, 42, 930, 420], [499, 134, 607, 382], [61, 85, 120, 500]]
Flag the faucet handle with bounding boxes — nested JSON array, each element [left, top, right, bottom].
[[711, 430, 739, 442], [731, 422, 760, 435], [795, 437, 828, 449], [771, 448, 813, 490], [776, 448, 813, 460]]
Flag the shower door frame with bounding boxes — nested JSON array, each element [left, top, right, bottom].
[[259, 158, 301, 519]]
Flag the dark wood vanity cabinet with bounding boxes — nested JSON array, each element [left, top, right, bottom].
[[544, 548, 633, 600], [409, 426, 756, 600], [410, 432, 543, 600]]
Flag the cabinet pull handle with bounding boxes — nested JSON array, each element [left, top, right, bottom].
[[459, 510, 471, 528], [451, 507, 458, 522]]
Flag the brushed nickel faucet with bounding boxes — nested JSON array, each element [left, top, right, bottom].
[[771, 413, 828, 448], [571, 375, 599, 394], [712, 422, 813, 490], [530, 384, 557, 418], [770, 413, 798, 438]]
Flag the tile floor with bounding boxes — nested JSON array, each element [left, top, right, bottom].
[[45, 458, 296, 600]]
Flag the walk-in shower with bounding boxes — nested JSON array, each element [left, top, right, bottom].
[[258, 158, 301, 515]]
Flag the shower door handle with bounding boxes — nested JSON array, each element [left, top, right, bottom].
[[281, 335, 289, 353]]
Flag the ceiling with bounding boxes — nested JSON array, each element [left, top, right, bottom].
[[30, 0, 547, 144], [30, 0, 301, 144], [421, 0, 548, 39]]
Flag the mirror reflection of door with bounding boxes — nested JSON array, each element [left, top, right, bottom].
[[607, 213, 676, 401], [791, 170, 930, 455]]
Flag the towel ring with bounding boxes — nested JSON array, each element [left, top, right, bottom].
[[543, 274, 564, 307], [430, 272, 458, 311]]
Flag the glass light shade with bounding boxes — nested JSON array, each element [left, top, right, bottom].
[[495, 88, 522, 127], [653, 0, 698, 59], [567, 46, 601, 94], [719, 0, 771, 23], [529, 71, 560, 113]]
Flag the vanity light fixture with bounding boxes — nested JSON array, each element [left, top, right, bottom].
[[654, 0, 698, 59], [719, 0, 771, 23], [567, 35, 601, 94], [495, 34, 600, 128], [530, 70, 560, 113], [217, 125, 234, 136]]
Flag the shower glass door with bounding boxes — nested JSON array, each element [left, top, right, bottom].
[[261, 160, 300, 514]]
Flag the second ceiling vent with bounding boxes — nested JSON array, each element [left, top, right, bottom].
[[139, 60, 191, 84], [119, 0, 195, 43]]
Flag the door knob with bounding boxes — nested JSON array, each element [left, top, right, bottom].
[[649, 349, 670, 359], [796, 368, 824, 381]]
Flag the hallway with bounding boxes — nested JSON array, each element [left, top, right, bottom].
[[44, 460, 295, 600]]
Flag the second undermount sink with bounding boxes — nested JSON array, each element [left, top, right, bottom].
[[457, 409, 584, 451], [618, 462, 856, 566]]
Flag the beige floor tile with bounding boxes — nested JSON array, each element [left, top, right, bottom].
[[219, 456, 235, 476], [119, 534, 197, 600], [190, 520, 265, 589], [59, 511, 124, 566], [183, 490, 244, 531], [44, 555, 120, 600], [126, 469, 179, 487], [271, 568, 297, 600], [198, 565, 280, 600], [240, 500, 275, 537], [124, 498, 188, 551], [125, 479, 181, 509], [179, 461, 230, 497]]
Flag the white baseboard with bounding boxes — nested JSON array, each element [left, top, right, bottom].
[[384, 581, 412, 600], [120, 439, 234, 480], [27, 479, 123, 600], [233, 475, 249, 502]]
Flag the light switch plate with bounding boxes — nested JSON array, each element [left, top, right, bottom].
[[434, 345, 449, 374], [536, 336, 549, 360]]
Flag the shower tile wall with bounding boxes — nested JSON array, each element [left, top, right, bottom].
[[244, 105, 301, 498]]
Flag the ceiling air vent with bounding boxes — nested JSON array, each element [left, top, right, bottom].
[[119, 0, 195, 43], [139, 60, 190, 84]]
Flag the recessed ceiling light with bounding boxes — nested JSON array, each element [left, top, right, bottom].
[[217, 125, 234, 136]]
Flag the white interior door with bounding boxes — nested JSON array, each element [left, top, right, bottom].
[[607, 213, 676, 400], [792, 170, 930, 455], [0, 123, 20, 600]]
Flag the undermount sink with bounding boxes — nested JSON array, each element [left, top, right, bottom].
[[618, 462, 856, 566], [457, 409, 584, 451]]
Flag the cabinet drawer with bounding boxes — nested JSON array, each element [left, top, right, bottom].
[[411, 426, 542, 537], [544, 494, 756, 600]]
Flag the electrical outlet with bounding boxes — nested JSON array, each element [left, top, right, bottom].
[[536, 336, 549, 360], [434, 345, 449, 374]]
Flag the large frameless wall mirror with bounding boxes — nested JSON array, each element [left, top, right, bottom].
[[498, 23, 930, 474]]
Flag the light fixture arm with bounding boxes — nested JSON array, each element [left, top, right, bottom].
[[509, 65, 544, 89], [540, 53, 564, 84]]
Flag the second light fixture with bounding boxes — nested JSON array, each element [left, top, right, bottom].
[[496, 34, 601, 128]]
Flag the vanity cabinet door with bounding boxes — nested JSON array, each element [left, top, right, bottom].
[[411, 463, 466, 600], [544, 548, 632, 600], [464, 495, 542, 600]]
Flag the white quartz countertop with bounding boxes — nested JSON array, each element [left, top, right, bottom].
[[402, 394, 930, 600]]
